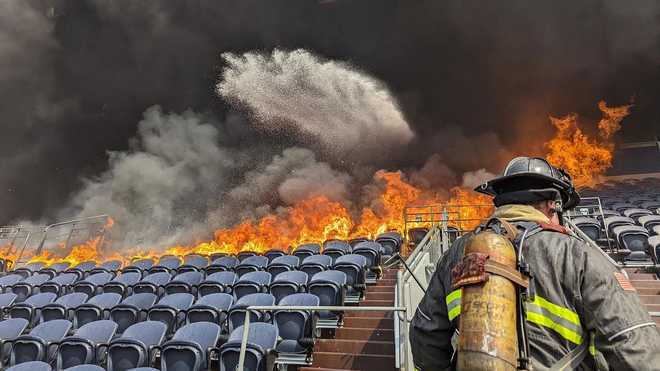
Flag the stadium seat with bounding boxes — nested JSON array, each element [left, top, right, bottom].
[[407, 228, 429, 247], [121, 259, 154, 276], [148, 257, 182, 275], [132, 272, 172, 296], [611, 202, 637, 213], [612, 225, 651, 261], [0, 292, 18, 314], [641, 201, 660, 213], [39, 272, 78, 295], [266, 255, 300, 278], [160, 322, 222, 371], [300, 255, 332, 277], [237, 251, 258, 262], [66, 261, 97, 280], [322, 240, 351, 263], [0, 318, 29, 364], [263, 249, 287, 262], [63, 365, 105, 371], [89, 260, 122, 276], [73, 292, 122, 328], [639, 215, 660, 234], [333, 254, 367, 302], [274, 293, 320, 366], [11, 273, 50, 301], [653, 225, 660, 236], [107, 321, 167, 371], [235, 256, 269, 277], [5, 361, 52, 371], [293, 243, 321, 261], [309, 270, 347, 327], [177, 255, 209, 274], [228, 293, 276, 332], [147, 293, 195, 336], [0, 275, 23, 294], [103, 272, 142, 298], [376, 232, 403, 256], [205, 256, 239, 275], [348, 237, 370, 248], [352, 241, 382, 282], [56, 320, 118, 369], [648, 235, 660, 263], [604, 216, 635, 238], [234, 272, 271, 299], [9, 319, 71, 366], [110, 293, 158, 334], [186, 293, 234, 327], [269, 271, 309, 304], [219, 323, 278, 371], [571, 216, 601, 242], [72, 272, 113, 297], [8, 292, 57, 327], [622, 208, 653, 222], [198, 272, 237, 297], [596, 209, 619, 221], [11, 263, 46, 279], [164, 271, 203, 295], [38, 262, 71, 279], [40, 292, 88, 322]]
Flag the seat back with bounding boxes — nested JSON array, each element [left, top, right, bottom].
[[111, 293, 158, 333], [275, 293, 319, 341], [103, 272, 142, 297], [122, 259, 154, 275], [0, 318, 29, 343], [228, 293, 276, 331], [186, 293, 234, 325], [300, 255, 332, 277], [161, 322, 221, 371], [263, 250, 286, 262], [73, 272, 114, 297], [220, 323, 278, 371], [309, 271, 346, 318], [266, 256, 299, 278], [198, 271, 237, 297], [148, 293, 195, 335], [333, 254, 367, 291], [165, 271, 203, 295], [269, 271, 308, 304], [237, 251, 258, 262], [178, 255, 209, 273], [205, 256, 239, 275], [234, 272, 271, 299], [0, 292, 18, 308], [73, 293, 122, 328], [107, 321, 167, 371], [11, 320, 71, 365], [572, 216, 601, 241], [614, 225, 650, 260], [235, 256, 269, 277], [57, 320, 118, 369], [41, 293, 88, 322]]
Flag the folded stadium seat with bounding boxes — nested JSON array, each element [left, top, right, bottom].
[[611, 202, 637, 213], [219, 323, 278, 371], [293, 243, 321, 261], [5, 361, 52, 371], [177, 255, 209, 274], [622, 208, 653, 222], [571, 216, 602, 242], [308, 270, 347, 327], [38, 262, 71, 279], [39, 272, 79, 295], [205, 256, 239, 275], [102, 272, 142, 298], [604, 216, 635, 238], [164, 271, 203, 295], [72, 272, 114, 297], [273, 293, 320, 366], [121, 259, 154, 276], [40, 292, 88, 322], [322, 240, 351, 263], [348, 237, 370, 248], [648, 236, 660, 263], [107, 321, 167, 371], [198, 272, 237, 297], [0, 274, 24, 293], [11, 273, 50, 302], [147, 293, 195, 336], [266, 255, 300, 278], [0, 293, 18, 314], [0, 318, 29, 365], [228, 293, 276, 332], [65, 261, 97, 280], [234, 272, 272, 300], [9, 319, 72, 366], [73, 292, 122, 328], [185, 293, 234, 328], [299, 255, 332, 277], [237, 251, 258, 262], [639, 215, 660, 234], [375, 232, 403, 257], [332, 254, 367, 303], [263, 249, 287, 262], [8, 292, 57, 327], [89, 260, 122, 276], [352, 241, 383, 283], [235, 256, 269, 277], [56, 320, 118, 369], [148, 257, 182, 275], [110, 293, 158, 334], [159, 322, 222, 371], [269, 271, 309, 304], [612, 225, 651, 261], [132, 272, 172, 296], [407, 228, 429, 247]]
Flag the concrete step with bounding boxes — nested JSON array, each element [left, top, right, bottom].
[[344, 310, 393, 319], [366, 291, 394, 301], [311, 352, 396, 371], [631, 280, 660, 289], [300, 368, 354, 371], [368, 286, 396, 293], [336, 327, 394, 341], [639, 295, 660, 305], [373, 279, 396, 286], [644, 304, 660, 313], [315, 339, 394, 354], [627, 273, 658, 280], [637, 287, 660, 295], [361, 299, 394, 306], [382, 270, 399, 279], [343, 317, 393, 329]]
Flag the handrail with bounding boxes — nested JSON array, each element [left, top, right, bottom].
[[237, 305, 407, 371], [36, 215, 109, 255]]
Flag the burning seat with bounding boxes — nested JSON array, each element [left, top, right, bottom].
[[228, 293, 276, 332], [39, 272, 79, 295], [234, 271, 271, 299], [205, 256, 239, 275], [55, 320, 118, 369], [263, 249, 287, 262], [332, 254, 367, 303], [274, 293, 320, 366], [102, 272, 142, 298], [299, 255, 332, 277], [266, 255, 300, 278], [159, 322, 222, 371], [147, 293, 195, 336], [219, 323, 278, 371], [235, 256, 269, 277], [177, 255, 209, 274], [11, 273, 50, 302], [322, 240, 351, 263], [198, 272, 237, 297], [106, 321, 167, 371], [164, 271, 203, 295], [185, 293, 234, 327], [9, 319, 72, 366], [109, 293, 158, 334], [376, 232, 403, 256], [73, 292, 122, 328], [8, 292, 57, 327], [72, 272, 114, 297], [293, 243, 321, 261], [308, 270, 347, 328], [612, 225, 651, 261], [132, 272, 172, 296], [269, 271, 308, 304], [40, 292, 88, 322]]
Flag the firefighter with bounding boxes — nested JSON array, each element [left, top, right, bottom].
[[410, 156, 660, 371]]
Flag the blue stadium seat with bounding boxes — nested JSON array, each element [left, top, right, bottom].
[[186, 293, 234, 327], [0, 318, 29, 362], [234, 272, 271, 299], [110, 293, 158, 334], [300, 255, 332, 277], [604, 216, 635, 240], [352, 241, 382, 282], [9, 319, 71, 366], [66, 261, 97, 280], [8, 292, 57, 327], [0, 274, 24, 293], [38, 262, 71, 279], [235, 256, 269, 277], [639, 215, 660, 234], [228, 293, 275, 332], [376, 232, 403, 256], [0, 292, 18, 312], [263, 249, 287, 262], [40, 292, 88, 322], [107, 321, 167, 371], [11, 273, 50, 302], [348, 237, 370, 248], [160, 322, 222, 371], [89, 260, 122, 276], [333, 254, 367, 302], [309, 270, 346, 327], [622, 208, 652, 222], [237, 251, 258, 262], [219, 323, 278, 371], [274, 293, 320, 366], [269, 271, 308, 304], [73, 292, 122, 329], [178, 255, 209, 274], [6, 361, 52, 371], [612, 225, 651, 261], [571, 216, 602, 242], [293, 243, 321, 261], [164, 271, 203, 295], [322, 240, 351, 263], [56, 320, 118, 369], [11, 263, 46, 279], [121, 259, 154, 276], [266, 255, 300, 278], [39, 272, 78, 295], [72, 272, 114, 297], [132, 272, 172, 296], [148, 257, 182, 275], [103, 272, 142, 298], [198, 272, 237, 297], [147, 293, 195, 336], [205, 256, 239, 275]]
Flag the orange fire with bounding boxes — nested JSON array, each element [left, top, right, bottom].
[[545, 100, 631, 188], [446, 187, 494, 231]]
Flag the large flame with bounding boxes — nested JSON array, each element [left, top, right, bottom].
[[545, 100, 631, 188]]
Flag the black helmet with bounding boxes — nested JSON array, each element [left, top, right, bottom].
[[475, 156, 580, 210]]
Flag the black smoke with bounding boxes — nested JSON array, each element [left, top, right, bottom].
[[2, 0, 660, 224]]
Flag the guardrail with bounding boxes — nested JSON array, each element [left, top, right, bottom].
[[236, 305, 407, 371], [35, 215, 110, 255]]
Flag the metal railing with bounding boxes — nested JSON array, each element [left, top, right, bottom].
[[236, 305, 407, 371], [35, 215, 110, 255]]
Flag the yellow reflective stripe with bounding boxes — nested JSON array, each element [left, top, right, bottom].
[[448, 305, 461, 321], [446, 288, 461, 304], [529, 295, 581, 327], [446, 289, 462, 321], [526, 311, 583, 345], [589, 332, 596, 356]]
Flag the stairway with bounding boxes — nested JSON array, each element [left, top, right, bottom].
[[626, 269, 660, 326], [301, 268, 398, 371]]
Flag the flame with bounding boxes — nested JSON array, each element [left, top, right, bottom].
[[545, 100, 631, 188], [446, 187, 494, 231]]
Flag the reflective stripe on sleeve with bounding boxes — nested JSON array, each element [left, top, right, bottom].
[[525, 296, 584, 345], [589, 332, 596, 356], [446, 289, 462, 321]]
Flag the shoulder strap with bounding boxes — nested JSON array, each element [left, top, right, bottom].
[[548, 341, 589, 371]]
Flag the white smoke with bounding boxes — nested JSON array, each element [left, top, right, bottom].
[[461, 168, 497, 189], [217, 49, 415, 164]]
